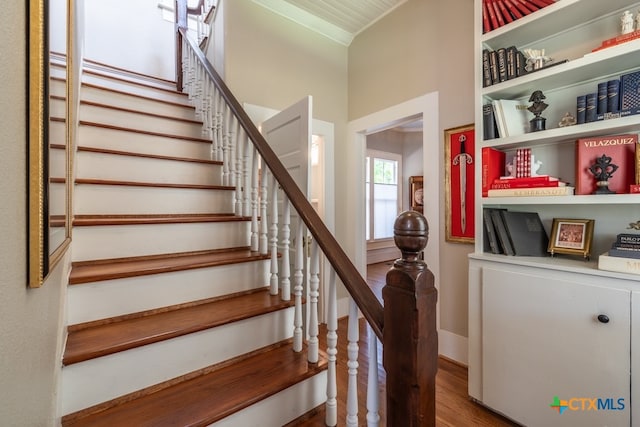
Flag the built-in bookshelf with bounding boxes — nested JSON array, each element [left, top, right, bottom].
[[469, 1, 640, 425]]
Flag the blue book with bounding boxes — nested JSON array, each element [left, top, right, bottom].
[[585, 93, 597, 123], [609, 247, 640, 259], [576, 95, 586, 124], [597, 82, 607, 115], [621, 70, 640, 113], [607, 79, 620, 113]]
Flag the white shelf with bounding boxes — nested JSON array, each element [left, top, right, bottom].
[[482, 193, 640, 205]]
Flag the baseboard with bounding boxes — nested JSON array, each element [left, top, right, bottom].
[[438, 329, 468, 366]]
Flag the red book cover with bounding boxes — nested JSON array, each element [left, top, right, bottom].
[[527, 0, 553, 9], [630, 184, 640, 193], [491, 0, 506, 27], [490, 180, 565, 189], [494, 175, 559, 185], [485, 0, 500, 30], [575, 134, 638, 195], [482, 0, 492, 33], [592, 30, 640, 52], [502, 0, 524, 19], [506, 0, 532, 16], [512, 0, 539, 14], [482, 147, 506, 196], [495, 0, 514, 23]]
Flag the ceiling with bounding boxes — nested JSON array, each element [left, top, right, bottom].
[[252, 0, 408, 46]]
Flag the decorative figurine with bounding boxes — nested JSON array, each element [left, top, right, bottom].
[[621, 10, 634, 34], [636, 10, 640, 31], [527, 90, 548, 132], [523, 48, 549, 71], [558, 112, 577, 127], [530, 154, 543, 176], [588, 154, 619, 194]]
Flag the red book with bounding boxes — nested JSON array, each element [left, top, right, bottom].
[[512, 0, 539, 14], [495, 0, 514, 24], [485, 0, 500, 31], [490, 180, 565, 189], [491, 0, 506, 27], [527, 0, 553, 8], [493, 175, 559, 185], [482, 147, 506, 197], [482, 1, 492, 33], [502, 0, 524, 19], [575, 134, 638, 195], [630, 184, 640, 193], [592, 30, 640, 52]]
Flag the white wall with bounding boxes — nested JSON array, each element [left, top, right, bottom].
[[0, 2, 70, 425], [83, 0, 176, 80]]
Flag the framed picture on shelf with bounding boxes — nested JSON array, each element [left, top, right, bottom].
[[409, 176, 423, 213], [445, 124, 475, 244], [547, 218, 595, 259]]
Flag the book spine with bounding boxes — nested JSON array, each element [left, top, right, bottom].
[[497, 48, 507, 82], [502, 0, 524, 19], [488, 50, 499, 85], [495, 0, 513, 24], [485, 0, 500, 30], [491, 0, 506, 27], [598, 254, 640, 275], [506, 46, 517, 80], [482, 104, 497, 141], [602, 29, 640, 47], [482, 49, 492, 87], [515, 50, 527, 77], [526, 0, 552, 9], [630, 184, 640, 193], [615, 233, 640, 245], [597, 82, 607, 115], [576, 95, 586, 124], [487, 186, 574, 197], [511, 0, 539, 13], [621, 70, 640, 111], [483, 208, 502, 254], [491, 209, 515, 255], [482, 147, 505, 196], [490, 181, 562, 189], [607, 79, 620, 113], [609, 248, 640, 259], [493, 175, 556, 184], [585, 93, 597, 123], [482, 0, 492, 33]]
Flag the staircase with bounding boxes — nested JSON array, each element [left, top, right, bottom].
[[60, 63, 328, 426]]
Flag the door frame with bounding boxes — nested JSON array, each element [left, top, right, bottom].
[[346, 92, 440, 328]]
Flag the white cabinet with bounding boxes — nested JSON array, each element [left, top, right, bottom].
[[469, 258, 634, 426]]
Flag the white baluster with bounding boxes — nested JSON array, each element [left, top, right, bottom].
[[260, 162, 269, 255], [229, 115, 237, 188], [308, 238, 319, 363], [280, 194, 291, 300], [201, 78, 210, 138], [346, 299, 359, 427], [234, 122, 243, 216], [222, 106, 231, 186], [293, 221, 304, 352], [366, 328, 380, 427], [325, 268, 338, 427], [243, 136, 251, 218], [269, 172, 279, 295], [250, 147, 259, 252]]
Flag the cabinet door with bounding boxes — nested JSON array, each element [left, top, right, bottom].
[[482, 267, 630, 427]]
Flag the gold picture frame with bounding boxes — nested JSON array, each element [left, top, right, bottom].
[[548, 218, 595, 259], [409, 176, 423, 213], [444, 124, 475, 244]]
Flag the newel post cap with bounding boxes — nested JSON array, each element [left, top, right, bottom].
[[394, 210, 428, 263]]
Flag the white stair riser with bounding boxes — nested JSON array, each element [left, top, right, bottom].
[[68, 260, 270, 324], [50, 77, 66, 97], [61, 307, 296, 415], [82, 74, 190, 105], [81, 85, 196, 120], [50, 120, 65, 145], [78, 125, 212, 160], [76, 151, 223, 186], [74, 185, 234, 215], [72, 221, 250, 261], [211, 373, 327, 427], [50, 97, 66, 119], [50, 146, 66, 178], [80, 104, 205, 139], [50, 182, 66, 216]]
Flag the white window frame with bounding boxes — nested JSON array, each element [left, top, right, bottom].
[[366, 149, 403, 244]]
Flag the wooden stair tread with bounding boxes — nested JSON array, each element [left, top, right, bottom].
[[63, 288, 292, 365], [79, 120, 211, 143], [73, 213, 248, 226], [77, 145, 223, 165], [62, 341, 327, 427], [80, 99, 203, 125], [75, 177, 234, 190], [69, 247, 268, 284]]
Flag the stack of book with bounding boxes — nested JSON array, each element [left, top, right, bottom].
[[483, 208, 549, 256], [482, 0, 556, 34], [576, 70, 640, 124], [598, 233, 640, 275], [592, 29, 640, 53]]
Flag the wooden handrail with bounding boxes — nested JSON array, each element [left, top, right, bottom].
[[176, 26, 384, 339]]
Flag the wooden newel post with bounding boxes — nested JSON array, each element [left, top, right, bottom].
[[382, 211, 438, 426]]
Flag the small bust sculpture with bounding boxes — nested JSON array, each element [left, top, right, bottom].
[[527, 90, 548, 132]]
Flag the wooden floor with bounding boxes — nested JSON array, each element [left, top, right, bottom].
[[288, 262, 519, 426]]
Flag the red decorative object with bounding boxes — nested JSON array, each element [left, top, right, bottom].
[[445, 124, 475, 243]]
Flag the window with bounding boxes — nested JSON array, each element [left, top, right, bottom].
[[366, 150, 402, 241]]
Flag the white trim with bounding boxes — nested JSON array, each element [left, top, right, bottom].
[[438, 329, 468, 366]]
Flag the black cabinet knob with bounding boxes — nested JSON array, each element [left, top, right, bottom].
[[597, 314, 610, 324]]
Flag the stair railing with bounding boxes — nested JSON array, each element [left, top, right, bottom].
[[175, 2, 437, 425]]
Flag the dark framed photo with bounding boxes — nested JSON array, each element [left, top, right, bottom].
[[444, 124, 475, 244], [548, 218, 595, 259], [409, 176, 423, 213]]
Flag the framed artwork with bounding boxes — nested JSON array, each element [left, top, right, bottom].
[[548, 218, 595, 259], [409, 176, 423, 213], [444, 124, 475, 243]]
